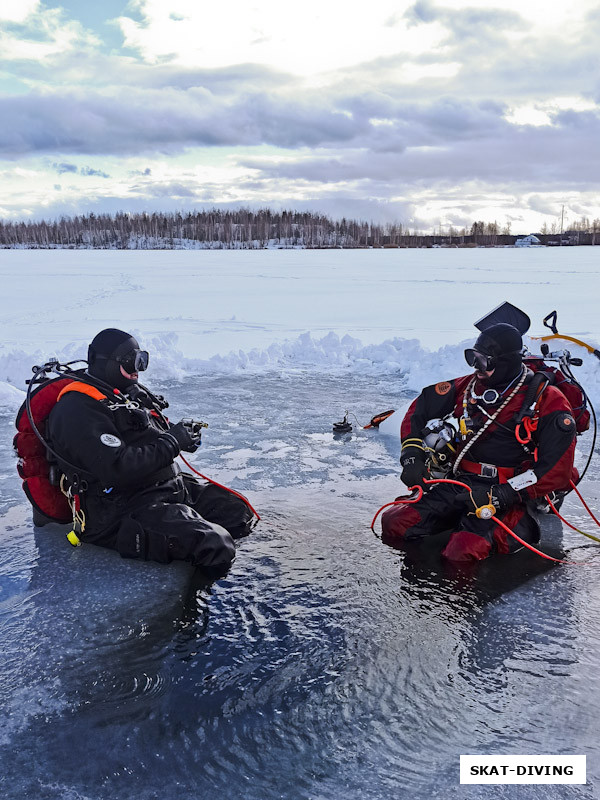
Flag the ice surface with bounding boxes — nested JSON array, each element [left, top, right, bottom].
[[0, 505, 195, 747], [2, 249, 600, 799]]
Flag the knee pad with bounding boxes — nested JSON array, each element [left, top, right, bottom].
[[116, 515, 172, 563], [381, 505, 422, 544], [442, 530, 492, 562]]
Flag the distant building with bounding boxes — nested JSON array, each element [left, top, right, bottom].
[[515, 234, 543, 247]]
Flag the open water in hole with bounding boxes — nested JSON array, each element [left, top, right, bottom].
[[1, 371, 600, 799]]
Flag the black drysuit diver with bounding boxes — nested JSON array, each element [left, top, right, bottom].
[[47, 329, 253, 572]]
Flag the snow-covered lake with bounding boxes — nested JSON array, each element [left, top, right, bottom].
[[1, 248, 600, 799], [1, 247, 599, 403]]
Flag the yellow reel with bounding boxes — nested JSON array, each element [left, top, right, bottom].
[[67, 530, 82, 547]]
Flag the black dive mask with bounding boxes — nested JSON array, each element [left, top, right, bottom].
[[464, 348, 495, 372], [114, 347, 149, 375]]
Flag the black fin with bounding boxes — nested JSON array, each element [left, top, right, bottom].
[[474, 302, 531, 335]]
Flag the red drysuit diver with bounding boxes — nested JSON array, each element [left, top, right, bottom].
[[381, 323, 577, 561]]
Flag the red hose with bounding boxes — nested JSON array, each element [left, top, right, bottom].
[[372, 477, 577, 564], [370, 487, 423, 530], [423, 478, 575, 564], [545, 495, 600, 543], [490, 515, 575, 563], [178, 454, 261, 521], [569, 480, 600, 529]]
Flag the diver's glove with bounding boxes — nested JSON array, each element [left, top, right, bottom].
[[169, 419, 202, 453], [400, 440, 430, 490], [458, 483, 521, 517]]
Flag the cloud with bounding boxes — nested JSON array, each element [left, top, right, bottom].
[[404, 0, 439, 26], [0, 3, 99, 63], [112, 0, 437, 76], [2, 82, 598, 211], [404, 0, 524, 41], [52, 161, 110, 177], [53, 161, 77, 174], [527, 194, 561, 215], [237, 104, 600, 191], [2, 45, 296, 97], [0, 0, 40, 24], [0, 88, 368, 156], [141, 181, 198, 197], [80, 166, 110, 178], [0, 0, 599, 231], [0, 81, 552, 163]]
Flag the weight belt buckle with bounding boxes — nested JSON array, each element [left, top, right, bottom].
[[480, 463, 498, 479]]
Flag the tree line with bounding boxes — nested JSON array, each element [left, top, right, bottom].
[[0, 208, 599, 249], [0, 209, 401, 249]]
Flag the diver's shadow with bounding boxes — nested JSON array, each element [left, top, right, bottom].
[[24, 516, 213, 658]]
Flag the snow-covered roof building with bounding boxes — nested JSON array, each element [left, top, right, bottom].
[[514, 234, 543, 247]]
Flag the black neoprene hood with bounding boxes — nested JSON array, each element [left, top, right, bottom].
[[474, 323, 522, 358], [473, 323, 524, 389], [87, 328, 141, 390]]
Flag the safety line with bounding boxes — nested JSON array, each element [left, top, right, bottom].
[[569, 480, 600, 529], [178, 454, 261, 521], [545, 495, 600, 544]]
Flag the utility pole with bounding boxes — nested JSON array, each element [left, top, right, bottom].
[[560, 204, 564, 246]]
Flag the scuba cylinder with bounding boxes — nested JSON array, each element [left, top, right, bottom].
[[14, 358, 168, 531], [14, 359, 92, 525]]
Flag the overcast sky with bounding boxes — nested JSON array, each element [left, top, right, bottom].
[[1, 0, 599, 232]]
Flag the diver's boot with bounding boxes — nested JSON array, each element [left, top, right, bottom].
[[32, 508, 55, 527]]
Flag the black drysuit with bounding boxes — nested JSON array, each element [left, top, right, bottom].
[[47, 385, 252, 570]]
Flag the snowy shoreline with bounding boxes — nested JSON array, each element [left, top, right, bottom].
[[0, 242, 594, 250]]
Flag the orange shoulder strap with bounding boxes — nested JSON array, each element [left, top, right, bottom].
[[57, 381, 107, 402]]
